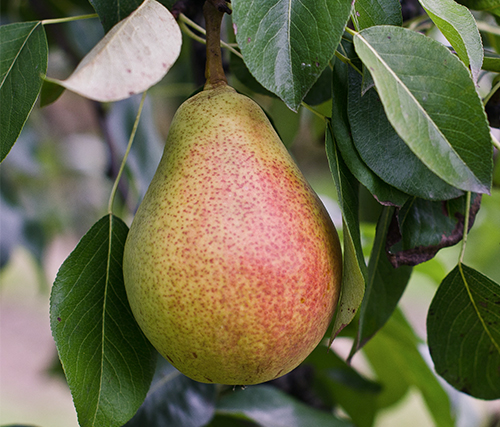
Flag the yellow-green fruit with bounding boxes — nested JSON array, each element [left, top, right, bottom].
[[123, 84, 342, 385]]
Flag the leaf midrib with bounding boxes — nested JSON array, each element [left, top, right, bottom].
[[354, 30, 481, 190]]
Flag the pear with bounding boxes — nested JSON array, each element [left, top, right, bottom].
[[122, 1, 342, 385]]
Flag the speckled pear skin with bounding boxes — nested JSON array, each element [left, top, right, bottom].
[[123, 84, 342, 385]]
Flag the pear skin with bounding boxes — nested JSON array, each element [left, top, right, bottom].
[[123, 84, 342, 385]]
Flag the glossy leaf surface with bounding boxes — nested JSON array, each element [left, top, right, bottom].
[[50, 215, 156, 427], [428, 264, 500, 399], [0, 21, 47, 162], [232, 0, 352, 111]]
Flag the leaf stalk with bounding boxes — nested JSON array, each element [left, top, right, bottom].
[[107, 91, 147, 214], [41, 14, 98, 25]]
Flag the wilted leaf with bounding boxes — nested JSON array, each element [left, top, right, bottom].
[[353, 25, 493, 194], [420, 0, 483, 84], [427, 263, 500, 400], [50, 215, 157, 427], [52, 0, 182, 102], [0, 21, 48, 162], [386, 193, 482, 267], [232, 0, 352, 111]]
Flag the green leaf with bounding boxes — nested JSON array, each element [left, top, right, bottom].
[[126, 357, 217, 427], [427, 263, 500, 399], [353, 25, 493, 194], [40, 77, 65, 107], [305, 346, 382, 427], [483, 49, 500, 72], [0, 21, 48, 162], [325, 123, 366, 340], [347, 66, 464, 201], [232, 0, 352, 111], [89, 0, 143, 32], [330, 55, 409, 207], [229, 52, 276, 98], [353, 0, 402, 29], [50, 215, 157, 427], [349, 207, 412, 357], [364, 309, 455, 426], [456, 0, 500, 17], [216, 385, 354, 427], [419, 0, 484, 84]]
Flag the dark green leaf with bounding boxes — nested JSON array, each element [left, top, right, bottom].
[[216, 385, 354, 427], [0, 21, 47, 162], [364, 309, 455, 426], [325, 123, 366, 339], [420, 0, 483, 84], [232, 0, 352, 111], [427, 263, 500, 399], [229, 52, 276, 98], [486, 78, 500, 128], [347, 66, 464, 201], [330, 56, 409, 207], [354, 26, 493, 194], [89, 0, 143, 32], [349, 207, 412, 357], [303, 66, 332, 106], [126, 357, 217, 427], [265, 98, 301, 148], [206, 414, 259, 426], [483, 50, 500, 72], [50, 215, 156, 427], [353, 0, 402, 29], [305, 346, 381, 427], [40, 78, 65, 107], [455, 0, 500, 17]]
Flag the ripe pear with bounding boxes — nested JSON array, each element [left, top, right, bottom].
[[122, 82, 342, 385]]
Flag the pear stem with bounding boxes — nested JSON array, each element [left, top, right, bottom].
[[203, 0, 228, 89]]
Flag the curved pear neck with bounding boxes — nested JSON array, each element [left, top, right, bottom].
[[203, 1, 228, 90]]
